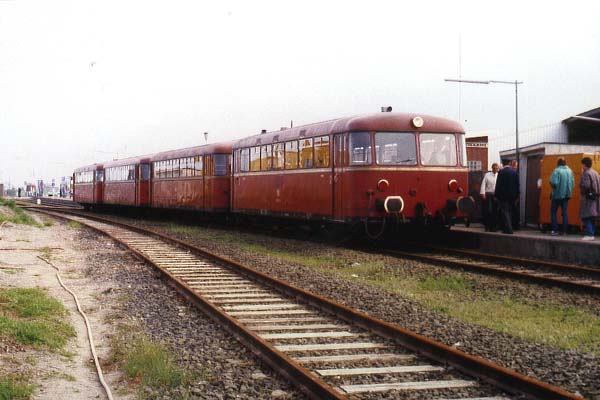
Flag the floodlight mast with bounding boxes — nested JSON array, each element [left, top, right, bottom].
[[444, 78, 523, 168]]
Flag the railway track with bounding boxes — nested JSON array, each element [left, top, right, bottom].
[[25, 207, 582, 400], [381, 243, 600, 294]]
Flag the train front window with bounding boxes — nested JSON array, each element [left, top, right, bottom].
[[419, 133, 457, 166], [375, 132, 416, 165], [349, 132, 372, 165], [457, 134, 468, 167]]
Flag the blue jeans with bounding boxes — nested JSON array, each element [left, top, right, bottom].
[[550, 198, 569, 233], [582, 217, 595, 237]]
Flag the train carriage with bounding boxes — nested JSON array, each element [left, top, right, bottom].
[[103, 156, 153, 207], [73, 163, 104, 208], [150, 143, 233, 212], [231, 113, 474, 226]]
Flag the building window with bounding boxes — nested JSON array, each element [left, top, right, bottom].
[[468, 160, 482, 171]]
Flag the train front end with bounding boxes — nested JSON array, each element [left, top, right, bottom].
[[337, 114, 475, 230]]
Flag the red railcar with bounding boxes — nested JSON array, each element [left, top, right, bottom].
[[150, 143, 233, 212], [231, 113, 474, 227], [73, 164, 104, 208], [103, 156, 153, 207]]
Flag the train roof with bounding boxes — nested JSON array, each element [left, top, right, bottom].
[[101, 154, 155, 168], [74, 163, 104, 173], [150, 142, 234, 162], [232, 113, 464, 149]]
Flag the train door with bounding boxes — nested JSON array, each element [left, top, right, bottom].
[[94, 169, 104, 204], [525, 155, 542, 226], [204, 155, 212, 210], [332, 133, 346, 221], [137, 164, 151, 206]]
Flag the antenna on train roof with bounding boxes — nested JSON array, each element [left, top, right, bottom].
[[204, 132, 208, 143], [381, 106, 393, 112]]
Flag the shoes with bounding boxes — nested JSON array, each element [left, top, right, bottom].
[[582, 236, 595, 241], [550, 231, 559, 236]]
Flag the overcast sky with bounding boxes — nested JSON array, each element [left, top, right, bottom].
[[1, 0, 599, 186]]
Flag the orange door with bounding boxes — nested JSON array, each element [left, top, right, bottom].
[[137, 164, 150, 206]]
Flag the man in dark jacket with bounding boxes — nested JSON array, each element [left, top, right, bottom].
[[494, 160, 520, 234], [579, 157, 600, 241]]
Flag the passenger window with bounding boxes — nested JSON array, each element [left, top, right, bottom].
[[314, 136, 330, 167], [284, 141, 298, 169], [299, 138, 313, 168], [261, 145, 272, 171], [195, 156, 203, 176], [240, 149, 250, 172], [250, 147, 261, 171], [349, 132, 372, 165], [272, 143, 284, 170]]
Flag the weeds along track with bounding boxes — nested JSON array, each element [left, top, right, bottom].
[[376, 243, 600, 294], [30, 208, 581, 400]]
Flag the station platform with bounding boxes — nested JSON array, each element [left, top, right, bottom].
[[445, 223, 600, 266]]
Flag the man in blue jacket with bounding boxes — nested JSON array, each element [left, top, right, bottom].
[[549, 157, 575, 235], [494, 160, 520, 234]]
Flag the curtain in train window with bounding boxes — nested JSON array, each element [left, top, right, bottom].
[[299, 138, 313, 168], [284, 141, 298, 169], [314, 136, 330, 167], [127, 165, 135, 180], [349, 132, 372, 165]]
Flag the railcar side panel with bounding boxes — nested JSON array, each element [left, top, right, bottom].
[[73, 184, 94, 204], [103, 182, 136, 205], [151, 178, 204, 209], [204, 176, 231, 211], [233, 171, 332, 218]]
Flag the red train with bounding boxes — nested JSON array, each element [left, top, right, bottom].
[[74, 113, 474, 232]]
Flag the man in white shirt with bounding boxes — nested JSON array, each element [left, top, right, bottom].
[[480, 163, 500, 231]]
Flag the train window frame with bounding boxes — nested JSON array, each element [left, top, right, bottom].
[[374, 132, 417, 166], [299, 138, 313, 169], [349, 131, 373, 166], [313, 135, 330, 168], [419, 133, 458, 167], [284, 140, 299, 169]]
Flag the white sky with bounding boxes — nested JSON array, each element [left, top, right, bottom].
[[1, 0, 599, 186]]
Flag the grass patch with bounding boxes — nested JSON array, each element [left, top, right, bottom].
[[0, 288, 75, 350], [0, 373, 35, 400], [313, 260, 600, 356], [0, 198, 41, 227], [108, 326, 202, 395], [67, 220, 83, 229]]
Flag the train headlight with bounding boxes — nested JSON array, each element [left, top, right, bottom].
[[377, 179, 389, 192], [412, 116, 424, 128], [448, 179, 459, 192]]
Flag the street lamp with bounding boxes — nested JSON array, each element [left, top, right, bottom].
[[445, 78, 523, 167]]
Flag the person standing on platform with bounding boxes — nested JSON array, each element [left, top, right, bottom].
[[480, 163, 499, 231], [549, 157, 575, 235], [579, 157, 600, 241], [495, 159, 520, 234]]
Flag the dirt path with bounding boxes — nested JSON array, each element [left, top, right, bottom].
[[0, 218, 131, 399]]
